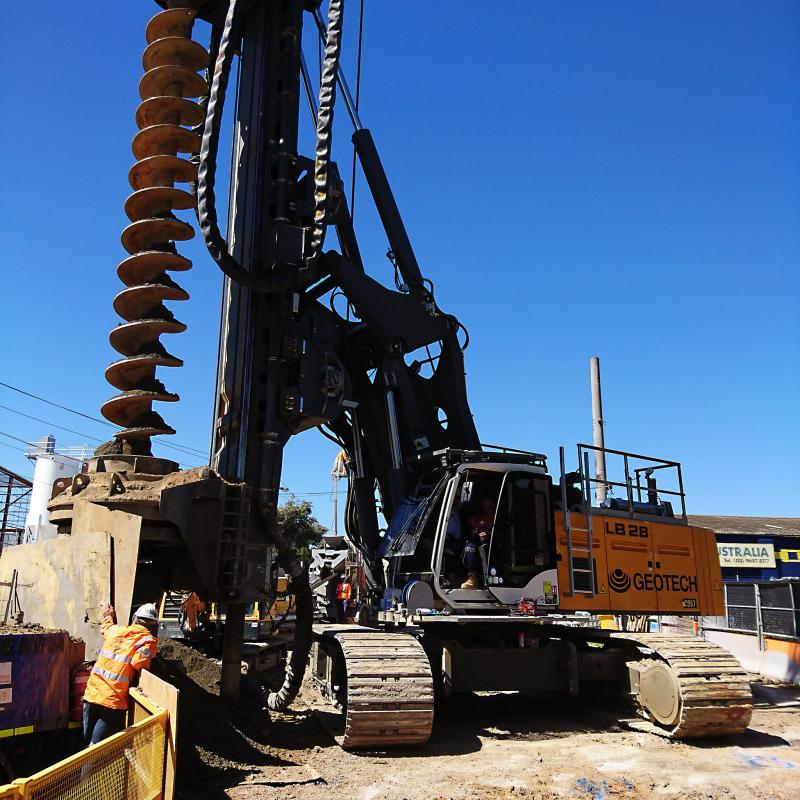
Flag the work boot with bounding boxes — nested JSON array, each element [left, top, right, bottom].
[[460, 571, 480, 589]]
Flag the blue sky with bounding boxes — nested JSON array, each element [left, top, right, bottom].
[[1, 1, 797, 521]]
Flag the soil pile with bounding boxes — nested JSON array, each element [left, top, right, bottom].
[[157, 638, 222, 695], [0, 622, 52, 634], [152, 638, 303, 799]]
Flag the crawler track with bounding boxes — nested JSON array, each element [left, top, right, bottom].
[[312, 626, 434, 749], [610, 632, 753, 738]]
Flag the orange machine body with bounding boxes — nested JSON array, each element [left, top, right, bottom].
[[555, 512, 724, 616]]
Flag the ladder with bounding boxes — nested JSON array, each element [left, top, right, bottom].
[[218, 483, 251, 597], [560, 447, 596, 597]]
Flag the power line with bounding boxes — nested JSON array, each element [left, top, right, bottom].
[[0, 431, 89, 462], [0, 406, 200, 461], [0, 382, 115, 428], [0, 440, 29, 455], [0, 432, 37, 448], [0, 404, 105, 444], [0, 381, 207, 458], [0, 402, 197, 465], [0, 430, 191, 471]]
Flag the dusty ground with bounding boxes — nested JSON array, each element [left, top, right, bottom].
[[153, 643, 800, 800]]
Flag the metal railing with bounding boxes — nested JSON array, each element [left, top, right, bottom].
[[576, 443, 687, 522], [481, 443, 547, 461], [0, 689, 168, 800]]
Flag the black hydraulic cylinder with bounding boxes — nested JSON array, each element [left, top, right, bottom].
[[351, 128, 424, 295], [352, 474, 380, 560]]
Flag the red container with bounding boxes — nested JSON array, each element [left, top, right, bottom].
[[70, 667, 91, 722]]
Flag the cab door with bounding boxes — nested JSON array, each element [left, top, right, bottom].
[[485, 471, 511, 581]]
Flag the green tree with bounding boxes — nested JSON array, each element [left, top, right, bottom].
[[277, 500, 327, 563]]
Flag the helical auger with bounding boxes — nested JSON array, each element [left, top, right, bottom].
[[100, 6, 208, 454]]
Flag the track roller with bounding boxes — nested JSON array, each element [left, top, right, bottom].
[[612, 633, 753, 738], [311, 625, 435, 749]]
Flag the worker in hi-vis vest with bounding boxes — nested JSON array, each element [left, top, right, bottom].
[[82, 603, 159, 745], [335, 574, 352, 623]]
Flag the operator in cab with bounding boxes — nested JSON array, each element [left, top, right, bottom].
[[461, 496, 496, 589], [82, 603, 159, 745]]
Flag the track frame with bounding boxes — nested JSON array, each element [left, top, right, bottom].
[[311, 620, 752, 748]]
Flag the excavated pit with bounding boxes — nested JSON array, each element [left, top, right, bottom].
[[152, 638, 305, 799]]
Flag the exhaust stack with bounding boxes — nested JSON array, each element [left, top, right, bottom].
[[590, 356, 608, 505]]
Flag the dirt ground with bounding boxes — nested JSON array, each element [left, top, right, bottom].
[[153, 643, 800, 800]]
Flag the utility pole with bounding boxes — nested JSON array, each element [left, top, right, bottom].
[[590, 357, 608, 504]]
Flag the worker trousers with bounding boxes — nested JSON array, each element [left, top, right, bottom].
[[83, 700, 127, 746]]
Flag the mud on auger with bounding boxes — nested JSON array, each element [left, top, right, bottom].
[[101, 6, 209, 453]]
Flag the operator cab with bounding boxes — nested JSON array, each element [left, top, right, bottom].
[[434, 456, 556, 609], [381, 448, 559, 616]]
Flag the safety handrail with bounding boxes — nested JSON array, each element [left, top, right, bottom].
[[576, 443, 687, 523]]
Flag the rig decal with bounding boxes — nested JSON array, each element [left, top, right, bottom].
[[609, 569, 698, 593]]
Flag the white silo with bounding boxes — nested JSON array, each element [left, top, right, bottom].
[[24, 436, 83, 542]]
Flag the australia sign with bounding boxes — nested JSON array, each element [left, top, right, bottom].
[[717, 543, 775, 569]]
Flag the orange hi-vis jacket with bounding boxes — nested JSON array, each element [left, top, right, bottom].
[[83, 618, 158, 710], [336, 581, 352, 601]]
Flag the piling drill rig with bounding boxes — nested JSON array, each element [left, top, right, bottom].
[[48, 0, 752, 744]]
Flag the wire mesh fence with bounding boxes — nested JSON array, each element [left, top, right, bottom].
[[706, 580, 800, 649], [0, 707, 167, 800]]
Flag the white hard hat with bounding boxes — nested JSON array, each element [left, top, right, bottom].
[[133, 603, 158, 622]]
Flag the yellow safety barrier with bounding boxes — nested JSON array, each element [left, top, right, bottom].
[[0, 688, 168, 800]]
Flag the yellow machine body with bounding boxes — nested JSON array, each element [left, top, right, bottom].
[[555, 513, 725, 616]]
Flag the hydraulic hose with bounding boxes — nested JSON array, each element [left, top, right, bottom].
[[195, 0, 290, 292], [266, 571, 312, 711], [309, 0, 345, 259], [257, 499, 313, 711]]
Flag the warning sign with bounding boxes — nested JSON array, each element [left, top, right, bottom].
[[598, 584, 607, 594], [713, 581, 722, 591]]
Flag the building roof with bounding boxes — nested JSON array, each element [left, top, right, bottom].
[[689, 516, 800, 538]]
